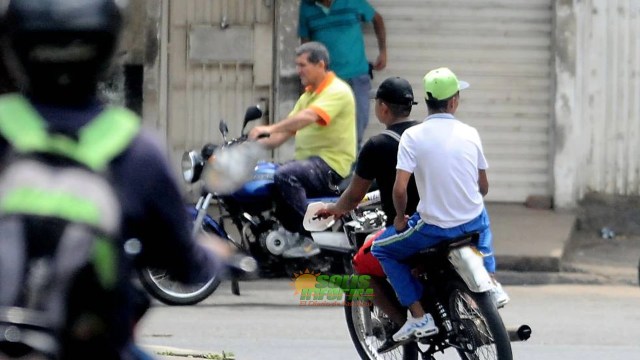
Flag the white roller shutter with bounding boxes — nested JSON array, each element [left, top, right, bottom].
[[364, 0, 553, 202]]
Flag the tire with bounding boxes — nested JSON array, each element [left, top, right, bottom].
[[344, 303, 418, 360], [447, 280, 512, 360], [138, 223, 222, 306]]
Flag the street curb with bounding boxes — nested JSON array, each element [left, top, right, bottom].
[[495, 255, 561, 273], [495, 269, 638, 287], [141, 345, 233, 359]]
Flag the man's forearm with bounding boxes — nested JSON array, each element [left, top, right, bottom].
[[332, 176, 372, 214], [334, 188, 365, 214], [258, 131, 290, 149], [373, 13, 386, 54], [271, 109, 317, 134], [392, 189, 408, 219]]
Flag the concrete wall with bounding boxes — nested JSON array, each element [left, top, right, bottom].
[[121, 0, 147, 65], [554, 0, 640, 208], [135, 0, 640, 209], [273, 0, 300, 161], [142, 0, 167, 136]]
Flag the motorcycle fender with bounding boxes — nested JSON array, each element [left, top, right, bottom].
[[186, 206, 229, 238], [447, 246, 494, 293], [311, 231, 353, 253]]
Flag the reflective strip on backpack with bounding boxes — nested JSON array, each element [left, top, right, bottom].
[[1, 188, 101, 226], [92, 236, 118, 289], [0, 94, 140, 171], [0, 159, 121, 232]]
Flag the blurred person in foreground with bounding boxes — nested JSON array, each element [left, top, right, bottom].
[[0, 1, 226, 359]]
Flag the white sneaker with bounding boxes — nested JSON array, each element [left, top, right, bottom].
[[490, 281, 510, 308], [392, 314, 439, 342]]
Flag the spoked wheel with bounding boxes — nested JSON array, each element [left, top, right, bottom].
[[137, 222, 223, 306], [344, 303, 418, 360], [137, 267, 220, 306], [447, 281, 512, 360]]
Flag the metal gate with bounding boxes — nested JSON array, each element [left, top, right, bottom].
[[365, 0, 553, 202], [163, 0, 273, 168]]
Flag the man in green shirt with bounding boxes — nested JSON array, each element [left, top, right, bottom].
[[299, 0, 387, 149], [248, 41, 356, 257]]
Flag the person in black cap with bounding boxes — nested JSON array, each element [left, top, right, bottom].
[[315, 76, 420, 353]]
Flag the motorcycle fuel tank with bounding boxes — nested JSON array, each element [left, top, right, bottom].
[[232, 161, 277, 201]]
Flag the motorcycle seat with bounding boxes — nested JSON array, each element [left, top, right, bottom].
[[417, 232, 480, 255], [402, 232, 480, 267]]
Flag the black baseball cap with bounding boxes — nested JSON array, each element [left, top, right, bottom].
[[373, 77, 418, 106]]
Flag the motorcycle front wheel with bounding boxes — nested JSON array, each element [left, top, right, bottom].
[[447, 280, 512, 360], [344, 302, 418, 360], [137, 222, 222, 306]]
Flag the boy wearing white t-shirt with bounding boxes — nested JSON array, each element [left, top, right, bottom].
[[371, 67, 508, 343]]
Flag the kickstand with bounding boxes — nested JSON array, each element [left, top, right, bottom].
[[231, 279, 240, 296]]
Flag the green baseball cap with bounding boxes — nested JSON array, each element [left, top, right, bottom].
[[423, 67, 470, 101]]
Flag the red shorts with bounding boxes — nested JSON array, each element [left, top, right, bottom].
[[352, 228, 385, 277]]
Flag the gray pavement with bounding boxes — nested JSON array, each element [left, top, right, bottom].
[[487, 202, 640, 286], [488, 203, 576, 273]]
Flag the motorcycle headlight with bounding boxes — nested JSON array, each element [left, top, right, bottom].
[[181, 150, 203, 183]]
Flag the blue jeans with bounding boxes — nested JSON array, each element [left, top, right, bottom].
[[274, 156, 341, 233], [346, 74, 371, 149], [371, 209, 495, 306]]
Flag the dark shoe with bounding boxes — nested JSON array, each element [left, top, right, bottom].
[[377, 336, 403, 354]]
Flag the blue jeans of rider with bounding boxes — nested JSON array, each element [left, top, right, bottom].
[[371, 208, 495, 307], [346, 74, 371, 149], [274, 156, 341, 233]]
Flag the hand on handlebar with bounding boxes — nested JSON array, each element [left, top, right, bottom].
[[248, 125, 271, 140], [198, 232, 257, 277], [197, 232, 234, 260]]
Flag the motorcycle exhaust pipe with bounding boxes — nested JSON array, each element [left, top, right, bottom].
[[508, 325, 532, 342]]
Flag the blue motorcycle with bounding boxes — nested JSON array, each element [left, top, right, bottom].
[[139, 106, 386, 305]]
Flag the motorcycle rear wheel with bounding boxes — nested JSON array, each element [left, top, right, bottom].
[[344, 302, 419, 360], [138, 222, 222, 306], [447, 280, 512, 360]]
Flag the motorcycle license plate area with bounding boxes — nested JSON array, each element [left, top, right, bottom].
[[303, 202, 336, 231]]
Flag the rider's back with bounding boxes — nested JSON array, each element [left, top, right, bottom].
[[398, 115, 487, 228], [0, 94, 215, 359], [0, 1, 217, 358], [356, 121, 420, 225]]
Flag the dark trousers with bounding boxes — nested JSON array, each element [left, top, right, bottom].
[[274, 156, 341, 233]]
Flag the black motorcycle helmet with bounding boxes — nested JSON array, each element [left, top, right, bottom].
[[1, 0, 126, 104]]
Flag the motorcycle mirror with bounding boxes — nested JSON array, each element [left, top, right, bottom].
[[242, 105, 263, 130], [219, 120, 229, 139]]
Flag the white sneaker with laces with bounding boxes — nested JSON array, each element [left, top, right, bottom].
[[392, 313, 439, 342], [490, 281, 510, 308]]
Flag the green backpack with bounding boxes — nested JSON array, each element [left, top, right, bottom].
[[0, 94, 140, 358]]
